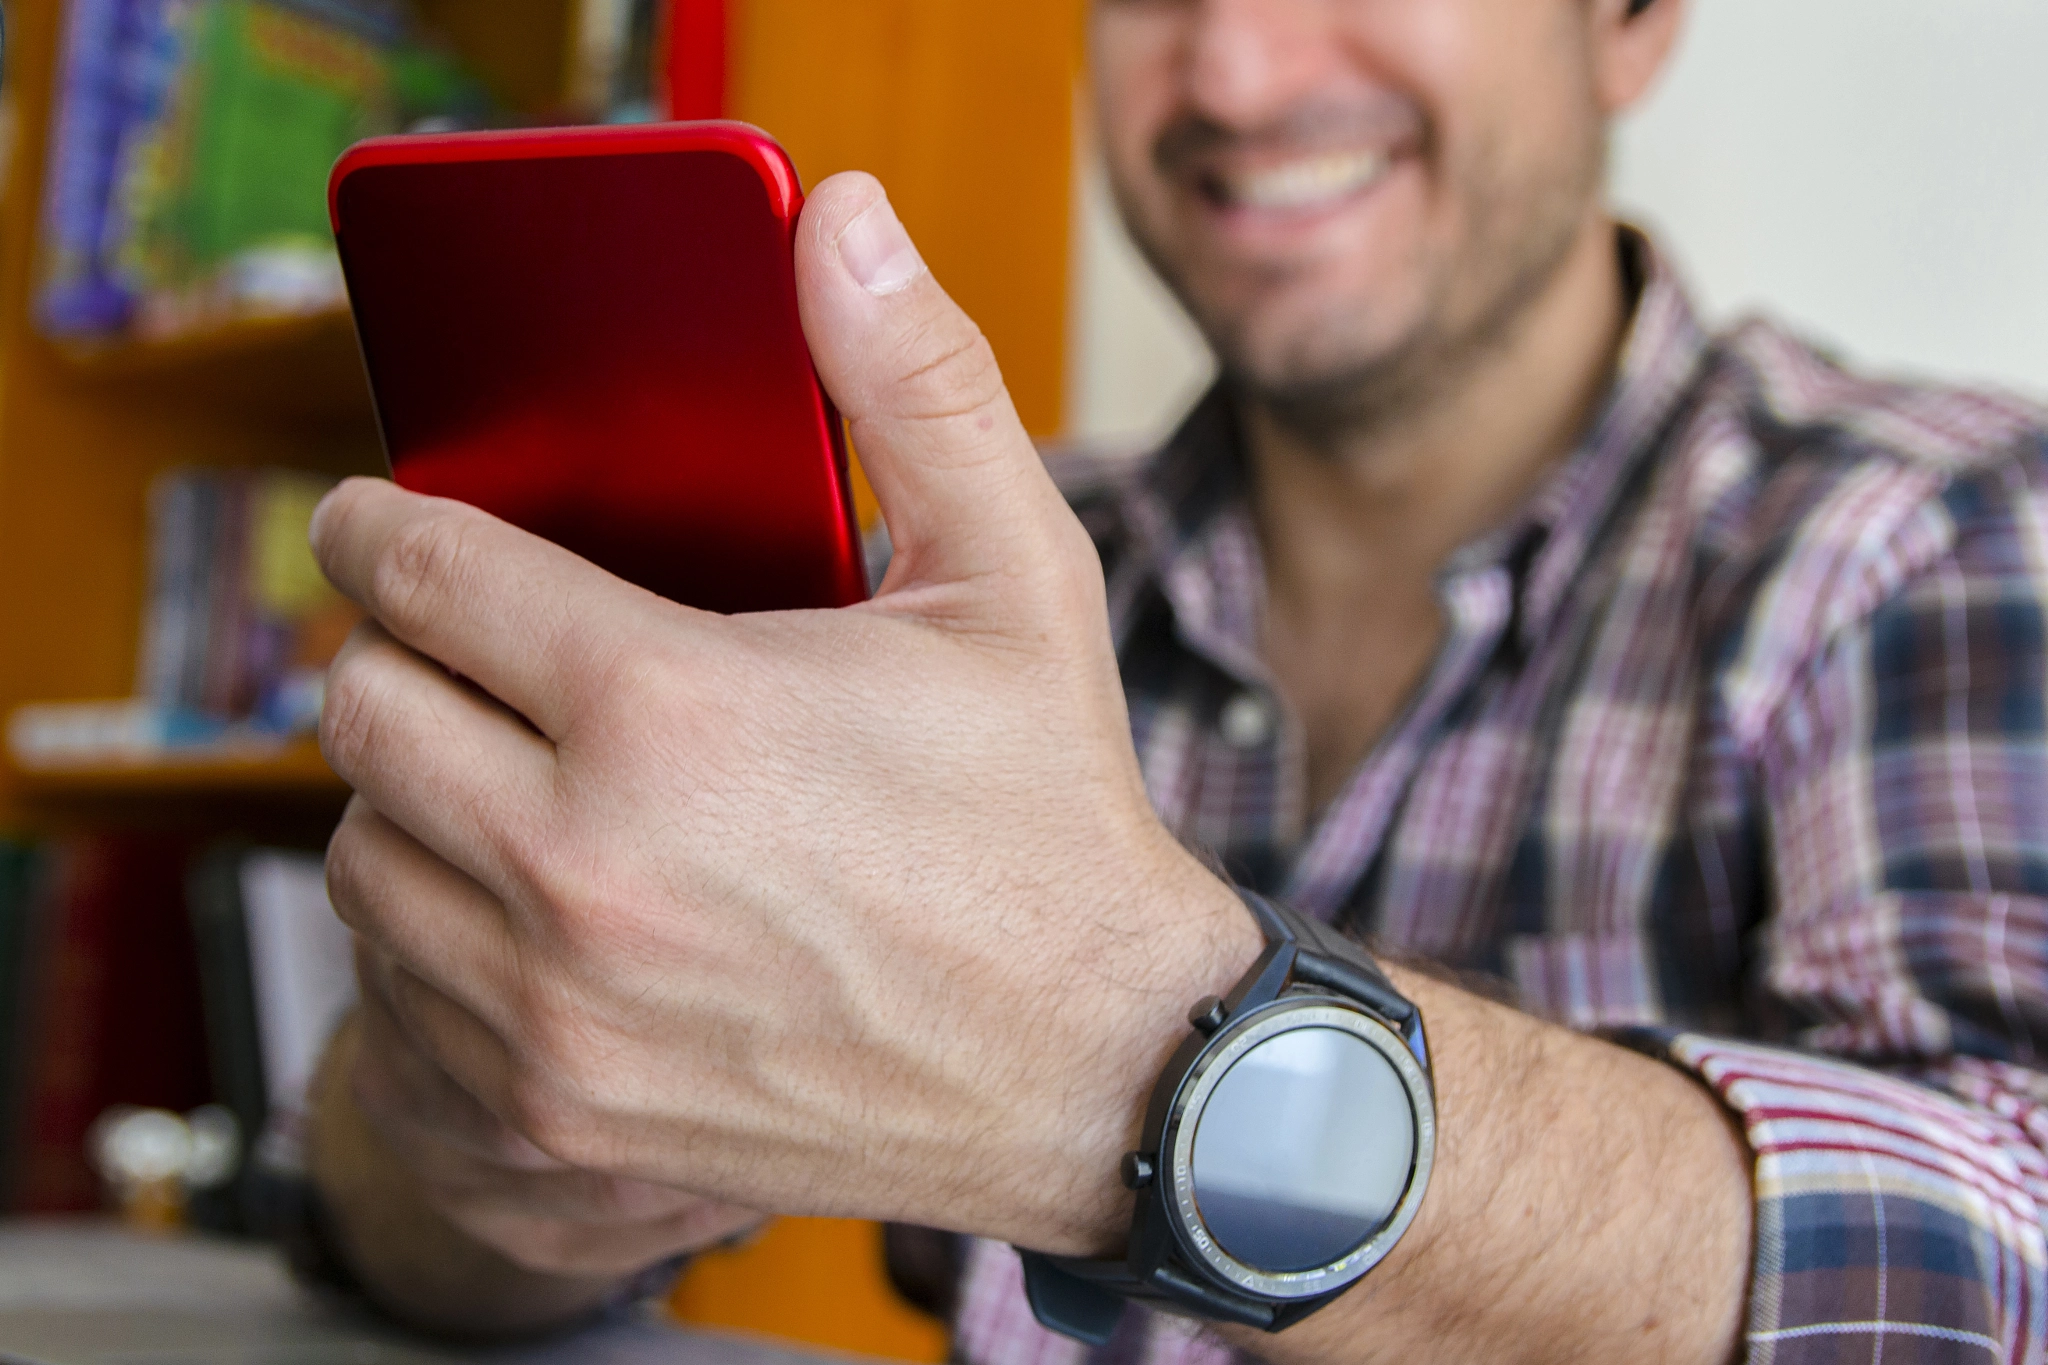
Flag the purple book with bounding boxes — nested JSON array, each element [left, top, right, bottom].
[[36, 0, 182, 339]]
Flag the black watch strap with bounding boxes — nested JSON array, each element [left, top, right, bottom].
[[1019, 889, 1416, 1343], [1238, 892, 1413, 1030]]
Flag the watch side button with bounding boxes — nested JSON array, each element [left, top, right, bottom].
[[1121, 1152, 1156, 1190], [1188, 996, 1228, 1035]]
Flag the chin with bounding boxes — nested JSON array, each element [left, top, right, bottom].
[[1208, 291, 1427, 400]]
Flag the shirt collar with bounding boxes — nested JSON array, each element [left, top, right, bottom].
[[1115, 228, 1716, 666]]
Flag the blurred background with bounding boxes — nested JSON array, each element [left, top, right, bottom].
[[1071, 0, 2048, 443], [0, 1, 2040, 1360]]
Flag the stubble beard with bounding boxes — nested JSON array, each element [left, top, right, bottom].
[[1120, 123, 1608, 457]]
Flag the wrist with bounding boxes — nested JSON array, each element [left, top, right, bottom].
[[1025, 839, 1261, 1257], [1278, 970, 1750, 1365], [1020, 890, 1440, 1345]]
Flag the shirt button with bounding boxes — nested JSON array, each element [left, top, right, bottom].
[[1219, 692, 1276, 749]]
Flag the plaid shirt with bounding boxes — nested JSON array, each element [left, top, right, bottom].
[[951, 236, 2048, 1365]]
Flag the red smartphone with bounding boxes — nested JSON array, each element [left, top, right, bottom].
[[328, 121, 868, 616]]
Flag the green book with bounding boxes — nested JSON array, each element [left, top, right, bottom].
[[116, 0, 487, 320], [123, 1, 390, 296]]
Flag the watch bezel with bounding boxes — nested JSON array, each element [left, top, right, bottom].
[[1160, 998, 1436, 1303]]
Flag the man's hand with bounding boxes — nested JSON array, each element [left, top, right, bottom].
[[349, 943, 765, 1280], [307, 999, 761, 1339], [314, 171, 1754, 1365], [315, 171, 1258, 1256]]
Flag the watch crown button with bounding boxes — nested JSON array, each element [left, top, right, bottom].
[[1188, 996, 1228, 1035], [1121, 1152, 1156, 1190]]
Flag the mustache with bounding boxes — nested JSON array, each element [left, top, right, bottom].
[[1153, 101, 1428, 179]]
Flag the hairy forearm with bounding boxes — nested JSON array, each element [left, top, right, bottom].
[[306, 1013, 629, 1340], [1229, 972, 1752, 1365]]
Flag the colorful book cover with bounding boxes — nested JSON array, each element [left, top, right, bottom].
[[37, 0, 142, 336], [243, 469, 341, 717], [46, 0, 491, 341], [177, 472, 223, 713], [200, 473, 251, 717], [99, 0, 205, 307], [134, 467, 345, 729], [123, 0, 394, 327], [136, 470, 202, 708]]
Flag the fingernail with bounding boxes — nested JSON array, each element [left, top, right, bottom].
[[837, 196, 926, 296]]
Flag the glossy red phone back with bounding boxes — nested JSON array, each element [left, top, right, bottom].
[[329, 122, 868, 616]]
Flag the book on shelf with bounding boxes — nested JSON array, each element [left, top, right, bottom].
[[188, 844, 355, 1229], [0, 837, 349, 1229], [0, 842, 53, 1211], [9, 837, 214, 1216], [6, 466, 359, 772], [37, 0, 490, 346], [572, 0, 664, 123]]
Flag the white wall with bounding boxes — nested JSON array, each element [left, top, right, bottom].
[[1067, 145, 1217, 448], [1069, 0, 2048, 443], [1612, 0, 2048, 402]]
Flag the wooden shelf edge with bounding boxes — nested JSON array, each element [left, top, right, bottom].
[[48, 308, 361, 380], [4, 740, 348, 799]]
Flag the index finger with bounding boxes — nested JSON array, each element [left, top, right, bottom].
[[310, 478, 694, 740]]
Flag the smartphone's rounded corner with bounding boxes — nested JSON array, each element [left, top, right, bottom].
[[328, 135, 408, 236], [699, 120, 806, 223], [327, 143, 364, 236]]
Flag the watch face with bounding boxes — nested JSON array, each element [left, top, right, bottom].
[[1166, 1001, 1434, 1299], [1189, 1026, 1415, 1271]]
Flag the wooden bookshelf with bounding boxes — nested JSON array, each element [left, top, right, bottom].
[[49, 310, 373, 425], [0, 0, 1079, 1356], [6, 740, 347, 801]]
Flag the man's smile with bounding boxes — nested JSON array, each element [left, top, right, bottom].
[[1198, 147, 1394, 214]]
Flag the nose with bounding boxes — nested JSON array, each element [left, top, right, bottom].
[[1183, 0, 1343, 131]]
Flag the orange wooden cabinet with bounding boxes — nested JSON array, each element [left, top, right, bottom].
[[731, 0, 1084, 438], [671, 1218, 951, 1362]]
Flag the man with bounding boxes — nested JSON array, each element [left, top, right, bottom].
[[303, 0, 2048, 1360]]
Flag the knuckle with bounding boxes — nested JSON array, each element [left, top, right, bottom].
[[582, 1176, 657, 1224], [1049, 519, 1109, 614], [1016, 512, 1108, 628], [577, 638, 669, 731], [370, 506, 483, 635], [491, 1224, 612, 1280], [318, 646, 395, 775], [502, 1072, 587, 1168], [513, 838, 651, 957], [322, 818, 376, 932], [896, 318, 1006, 423], [476, 1117, 554, 1171], [495, 1234, 573, 1278], [519, 995, 592, 1082], [498, 1004, 590, 1155], [498, 839, 585, 942]]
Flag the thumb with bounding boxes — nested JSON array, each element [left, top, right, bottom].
[[796, 173, 1072, 598]]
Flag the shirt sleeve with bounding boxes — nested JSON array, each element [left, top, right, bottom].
[[1654, 460, 2048, 1363]]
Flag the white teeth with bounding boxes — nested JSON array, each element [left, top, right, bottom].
[[1219, 151, 1390, 211]]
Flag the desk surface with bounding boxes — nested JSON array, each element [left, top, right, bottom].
[[0, 1221, 847, 1365]]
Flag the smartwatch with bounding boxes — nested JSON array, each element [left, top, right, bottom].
[[1020, 891, 1435, 1343]]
